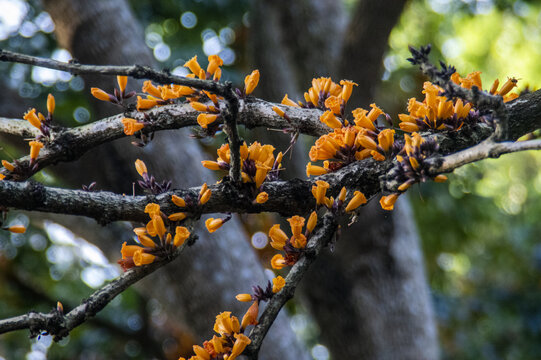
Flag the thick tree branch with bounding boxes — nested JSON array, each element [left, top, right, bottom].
[[0, 118, 40, 138], [0, 239, 189, 339], [245, 212, 339, 359], [0, 100, 328, 180]]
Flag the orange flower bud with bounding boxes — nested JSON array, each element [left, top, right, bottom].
[[498, 77, 518, 96], [272, 106, 285, 117], [138, 234, 156, 248], [117, 76, 128, 93], [171, 195, 186, 207], [306, 211, 317, 233], [91, 87, 111, 102], [434, 175, 448, 183], [200, 189, 212, 205], [2, 160, 15, 172], [201, 160, 222, 170], [135, 159, 147, 177], [338, 187, 347, 202], [7, 225, 26, 233], [241, 301, 259, 329], [47, 94, 55, 115], [168, 212, 187, 222], [136, 96, 159, 111], [236, 293, 253, 302], [244, 70, 260, 95]]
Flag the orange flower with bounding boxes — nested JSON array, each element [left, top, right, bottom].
[[340, 79, 358, 102], [269, 224, 288, 250], [271, 254, 287, 269], [320, 110, 342, 129], [255, 192, 268, 204], [136, 96, 159, 111], [122, 118, 144, 135], [133, 250, 156, 266], [272, 276, 286, 293], [306, 162, 328, 177], [207, 54, 224, 75], [345, 191, 367, 212], [311, 180, 330, 205], [380, 193, 399, 211], [240, 301, 259, 329], [229, 334, 251, 360], [244, 70, 260, 95], [6, 225, 26, 233], [184, 56, 203, 76], [287, 215, 305, 238], [173, 226, 190, 247], [29, 141, 44, 160], [281, 94, 299, 107], [24, 109, 41, 129], [197, 113, 219, 129], [168, 212, 187, 222], [272, 106, 285, 117]]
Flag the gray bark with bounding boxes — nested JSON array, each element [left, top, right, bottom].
[[40, 0, 309, 358]]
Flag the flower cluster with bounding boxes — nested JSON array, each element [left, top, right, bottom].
[[179, 311, 251, 360], [91, 76, 135, 105], [118, 203, 190, 271], [398, 73, 519, 133], [135, 159, 171, 195], [202, 142, 282, 190], [269, 213, 317, 270], [23, 93, 55, 138]]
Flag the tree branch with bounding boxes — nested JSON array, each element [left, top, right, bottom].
[[245, 212, 339, 359], [431, 138, 541, 174], [0, 49, 230, 97], [0, 100, 328, 180], [0, 239, 189, 340]]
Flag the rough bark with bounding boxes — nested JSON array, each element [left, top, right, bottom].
[[40, 0, 309, 358]]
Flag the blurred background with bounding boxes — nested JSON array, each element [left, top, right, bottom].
[[1, 0, 541, 359]]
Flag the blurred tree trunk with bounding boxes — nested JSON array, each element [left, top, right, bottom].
[[40, 0, 310, 359], [249, 0, 439, 359]]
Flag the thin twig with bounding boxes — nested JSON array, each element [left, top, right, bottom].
[[431, 138, 541, 174], [0, 240, 189, 340], [0, 49, 229, 97], [244, 212, 338, 359]]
